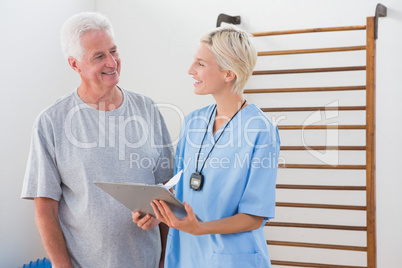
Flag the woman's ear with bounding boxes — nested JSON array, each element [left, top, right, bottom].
[[225, 70, 236, 83]]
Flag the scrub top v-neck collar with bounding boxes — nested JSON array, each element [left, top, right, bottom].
[[208, 103, 253, 141]]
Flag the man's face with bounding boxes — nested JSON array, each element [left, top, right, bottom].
[[74, 30, 121, 91]]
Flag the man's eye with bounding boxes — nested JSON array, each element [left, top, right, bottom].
[[198, 62, 204, 66]]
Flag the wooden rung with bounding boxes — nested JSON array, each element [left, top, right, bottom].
[[271, 260, 366, 268], [252, 25, 366, 37], [280, 146, 366, 150], [276, 185, 366, 191], [261, 106, 366, 112], [278, 164, 366, 170], [267, 240, 367, 251], [244, 85, 366, 93], [278, 125, 366, 130], [265, 221, 367, 231], [253, 66, 366, 75], [276, 202, 366, 210], [258, 46, 366, 56]]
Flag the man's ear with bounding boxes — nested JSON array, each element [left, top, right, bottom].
[[225, 70, 236, 83], [68, 57, 80, 73]]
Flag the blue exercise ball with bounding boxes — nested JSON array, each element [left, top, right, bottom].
[[21, 258, 52, 268]]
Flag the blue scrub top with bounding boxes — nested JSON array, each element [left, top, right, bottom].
[[165, 104, 280, 268]]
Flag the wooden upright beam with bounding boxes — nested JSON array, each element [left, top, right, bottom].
[[366, 16, 377, 268]]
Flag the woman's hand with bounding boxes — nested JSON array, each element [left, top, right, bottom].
[[151, 200, 201, 235], [151, 200, 264, 236], [132, 211, 161, 230]]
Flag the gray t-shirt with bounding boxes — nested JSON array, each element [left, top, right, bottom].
[[21, 87, 174, 268]]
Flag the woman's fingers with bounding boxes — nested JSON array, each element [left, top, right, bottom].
[[184, 201, 194, 216], [151, 200, 200, 235], [160, 201, 177, 223], [183, 202, 198, 225], [153, 200, 179, 227], [151, 201, 166, 224]]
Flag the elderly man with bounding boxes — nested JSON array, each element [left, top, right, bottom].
[[21, 12, 173, 268]]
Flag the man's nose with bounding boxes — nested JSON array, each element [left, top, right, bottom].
[[105, 53, 117, 68]]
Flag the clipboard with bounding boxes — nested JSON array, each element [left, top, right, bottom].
[[94, 172, 202, 222]]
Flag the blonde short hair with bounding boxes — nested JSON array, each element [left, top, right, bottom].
[[200, 25, 257, 94]]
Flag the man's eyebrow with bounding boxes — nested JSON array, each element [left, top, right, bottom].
[[92, 51, 104, 58], [91, 46, 117, 58]]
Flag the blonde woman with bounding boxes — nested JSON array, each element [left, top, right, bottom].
[[134, 25, 280, 267]]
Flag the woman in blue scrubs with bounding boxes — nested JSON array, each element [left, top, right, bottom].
[[134, 25, 280, 267]]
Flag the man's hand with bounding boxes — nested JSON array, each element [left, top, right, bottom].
[[132, 212, 160, 230]]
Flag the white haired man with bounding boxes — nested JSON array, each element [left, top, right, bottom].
[[21, 12, 173, 268]]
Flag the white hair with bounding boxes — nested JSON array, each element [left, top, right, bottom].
[[60, 12, 114, 61], [200, 25, 257, 94]]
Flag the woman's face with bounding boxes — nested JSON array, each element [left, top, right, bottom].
[[188, 43, 229, 96]]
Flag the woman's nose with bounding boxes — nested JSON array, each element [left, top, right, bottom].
[[188, 63, 196, 75]]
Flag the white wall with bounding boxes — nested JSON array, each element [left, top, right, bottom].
[[2, 0, 401, 267], [0, 1, 95, 267], [375, 2, 402, 267]]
